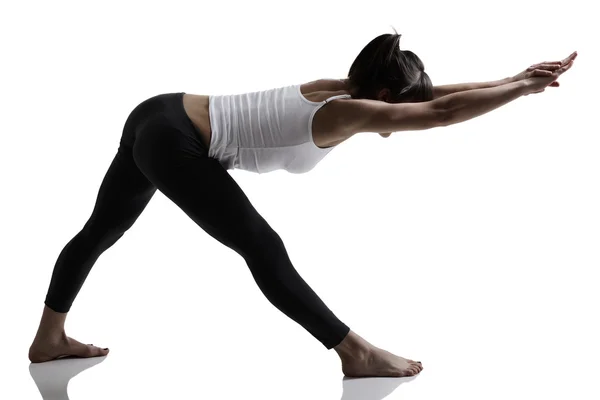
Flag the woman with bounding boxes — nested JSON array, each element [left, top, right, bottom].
[[28, 31, 576, 377]]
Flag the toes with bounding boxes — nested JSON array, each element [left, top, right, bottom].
[[75, 343, 95, 357], [402, 365, 418, 376], [70, 341, 109, 358], [91, 345, 109, 357], [407, 363, 423, 375]]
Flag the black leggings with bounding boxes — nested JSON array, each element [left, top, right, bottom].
[[43, 92, 350, 349]]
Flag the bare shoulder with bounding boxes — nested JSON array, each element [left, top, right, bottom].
[[300, 78, 349, 94], [303, 78, 440, 145], [316, 98, 381, 140], [302, 79, 398, 139]]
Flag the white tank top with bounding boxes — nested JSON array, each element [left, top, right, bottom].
[[207, 83, 352, 174]]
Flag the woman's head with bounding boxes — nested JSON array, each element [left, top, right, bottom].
[[346, 30, 433, 103]]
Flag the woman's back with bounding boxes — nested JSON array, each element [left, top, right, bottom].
[[184, 78, 351, 146], [183, 79, 354, 174]]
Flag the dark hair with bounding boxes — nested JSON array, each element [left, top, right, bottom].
[[346, 29, 433, 103]]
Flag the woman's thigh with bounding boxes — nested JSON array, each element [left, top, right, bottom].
[[132, 120, 271, 257]]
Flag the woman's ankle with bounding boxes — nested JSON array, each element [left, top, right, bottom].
[[34, 305, 68, 341], [333, 330, 372, 361]]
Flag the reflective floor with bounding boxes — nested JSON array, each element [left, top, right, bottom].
[[6, 203, 600, 400], [7, 311, 599, 400], [27, 356, 418, 400]]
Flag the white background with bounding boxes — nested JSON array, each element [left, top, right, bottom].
[[1, 0, 598, 399]]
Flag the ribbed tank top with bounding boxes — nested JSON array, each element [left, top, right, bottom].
[[207, 83, 352, 174]]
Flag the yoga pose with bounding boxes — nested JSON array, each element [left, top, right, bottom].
[[28, 32, 577, 377]]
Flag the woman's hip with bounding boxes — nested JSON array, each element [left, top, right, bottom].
[[120, 92, 207, 153]]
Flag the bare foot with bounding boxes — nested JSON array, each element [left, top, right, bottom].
[[341, 346, 423, 378], [29, 333, 109, 363]]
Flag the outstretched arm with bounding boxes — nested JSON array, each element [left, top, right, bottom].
[[432, 77, 513, 100], [432, 52, 578, 100], [338, 51, 576, 138], [378, 78, 513, 137]]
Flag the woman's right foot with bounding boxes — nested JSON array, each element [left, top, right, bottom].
[[334, 330, 423, 378], [29, 333, 109, 363], [341, 346, 424, 378]]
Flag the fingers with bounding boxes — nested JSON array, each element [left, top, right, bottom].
[[561, 51, 578, 65], [557, 59, 575, 74], [532, 51, 577, 71], [546, 59, 575, 79], [541, 63, 561, 70], [529, 62, 561, 70], [533, 69, 554, 76]]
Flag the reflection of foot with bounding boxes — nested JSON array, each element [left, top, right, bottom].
[[342, 347, 423, 378], [341, 376, 409, 400], [29, 334, 109, 363], [29, 356, 106, 400]]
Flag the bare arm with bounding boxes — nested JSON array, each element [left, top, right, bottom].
[[338, 51, 576, 135], [435, 79, 530, 125], [339, 76, 516, 136], [431, 50, 578, 99], [380, 77, 514, 138], [341, 79, 532, 135], [432, 77, 514, 99], [339, 76, 515, 100]]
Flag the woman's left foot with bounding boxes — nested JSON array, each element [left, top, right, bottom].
[[29, 333, 109, 363]]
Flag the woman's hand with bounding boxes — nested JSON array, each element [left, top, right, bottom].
[[524, 53, 577, 95], [511, 51, 578, 88]]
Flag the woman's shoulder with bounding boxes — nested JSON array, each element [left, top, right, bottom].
[[299, 78, 349, 93], [298, 78, 351, 103]]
